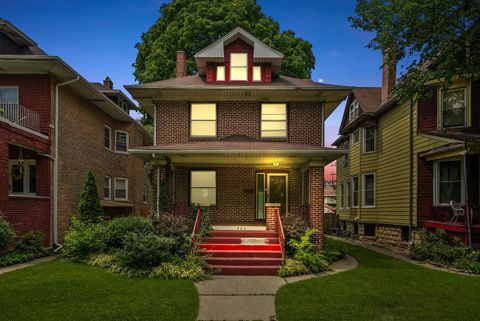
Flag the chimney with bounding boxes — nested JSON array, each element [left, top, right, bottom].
[[381, 52, 396, 101], [176, 51, 186, 78], [103, 77, 113, 90]]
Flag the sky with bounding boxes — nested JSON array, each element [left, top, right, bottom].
[[3, 0, 383, 182]]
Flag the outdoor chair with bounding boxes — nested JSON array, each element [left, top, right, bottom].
[[450, 200, 464, 223]]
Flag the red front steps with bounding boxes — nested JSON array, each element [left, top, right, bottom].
[[199, 229, 284, 275]]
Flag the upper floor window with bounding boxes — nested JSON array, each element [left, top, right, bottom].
[[190, 170, 216, 206], [363, 173, 375, 207], [434, 160, 463, 205], [9, 159, 36, 196], [0, 87, 18, 104], [261, 103, 287, 138], [104, 176, 111, 200], [114, 178, 128, 201], [363, 127, 376, 153], [104, 126, 112, 150], [190, 103, 216, 137], [230, 53, 248, 81], [216, 66, 225, 81], [348, 100, 360, 121], [253, 66, 262, 81], [115, 130, 129, 153], [351, 129, 359, 145], [441, 88, 466, 128]]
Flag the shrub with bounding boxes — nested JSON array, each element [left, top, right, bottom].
[[63, 219, 106, 261], [104, 216, 154, 249], [278, 258, 310, 277], [79, 170, 103, 223], [289, 229, 329, 273], [150, 255, 210, 281], [151, 212, 193, 255], [283, 216, 309, 256], [15, 231, 47, 256], [0, 216, 15, 251], [0, 252, 37, 268]]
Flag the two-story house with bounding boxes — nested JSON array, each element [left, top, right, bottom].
[[334, 56, 480, 247], [126, 27, 351, 274], [0, 19, 152, 246]]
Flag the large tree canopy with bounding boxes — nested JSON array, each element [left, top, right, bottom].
[[350, 0, 480, 101], [134, 0, 315, 84]]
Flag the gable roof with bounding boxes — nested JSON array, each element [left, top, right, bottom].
[[0, 19, 46, 55]]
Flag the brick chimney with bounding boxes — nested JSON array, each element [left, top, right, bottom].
[[176, 51, 186, 78], [103, 77, 113, 90], [381, 52, 396, 101]]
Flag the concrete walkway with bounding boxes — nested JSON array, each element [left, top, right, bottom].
[[195, 255, 357, 321], [0, 256, 56, 275]]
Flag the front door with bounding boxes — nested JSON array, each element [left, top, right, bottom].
[[256, 173, 288, 219]]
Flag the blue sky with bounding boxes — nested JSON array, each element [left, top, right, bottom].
[[2, 0, 382, 146]]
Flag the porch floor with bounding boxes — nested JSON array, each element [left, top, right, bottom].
[[424, 220, 480, 233]]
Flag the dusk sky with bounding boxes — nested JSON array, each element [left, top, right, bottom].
[[3, 0, 383, 181]]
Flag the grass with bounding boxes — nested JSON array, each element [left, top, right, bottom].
[[0, 259, 198, 321], [276, 238, 480, 321]]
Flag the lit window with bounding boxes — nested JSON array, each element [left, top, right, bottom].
[[230, 53, 248, 81], [190, 171, 216, 206], [104, 126, 112, 150], [363, 127, 376, 153], [0, 87, 18, 103], [261, 103, 287, 138], [115, 130, 128, 153], [349, 100, 359, 121], [8, 159, 36, 195], [352, 177, 359, 207], [442, 88, 466, 128], [435, 160, 462, 205], [351, 129, 359, 145], [253, 66, 262, 81], [216, 66, 225, 81], [104, 176, 111, 200], [363, 174, 375, 207], [115, 178, 128, 200], [190, 103, 216, 137]]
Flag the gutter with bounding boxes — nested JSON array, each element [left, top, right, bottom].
[[408, 98, 414, 243], [128, 148, 347, 155], [53, 76, 79, 248]]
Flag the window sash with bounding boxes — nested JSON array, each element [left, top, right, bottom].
[[104, 176, 111, 199], [0, 87, 19, 103], [363, 174, 375, 207], [115, 131, 128, 152], [253, 66, 261, 81], [442, 88, 466, 127], [349, 101, 359, 120], [191, 104, 217, 137], [340, 183, 344, 207], [216, 66, 225, 81], [363, 127, 376, 152], [114, 178, 128, 200], [261, 103, 287, 138], [190, 171, 216, 206], [436, 161, 463, 205], [351, 129, 359, 144], [230, 53, 248, 81], [8, 159, 36, 195], [104, 126, 112, 150], [352, 177, 359, 207]]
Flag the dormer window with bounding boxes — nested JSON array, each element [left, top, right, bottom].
[[230, 53, 248, 81], [216, 66, 225, 81], [349, 100, 359, 121], [253, 66, 262, 81]]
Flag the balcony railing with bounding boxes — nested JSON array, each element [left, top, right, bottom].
[[0, 96, 40, 132]]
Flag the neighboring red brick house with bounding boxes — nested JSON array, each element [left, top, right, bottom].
[[126, 27, 351, 254], [0, 20, 152, 246]]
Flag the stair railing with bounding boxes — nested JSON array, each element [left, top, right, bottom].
[[275, 208, 285, 257], [191, 207, 202, 252]]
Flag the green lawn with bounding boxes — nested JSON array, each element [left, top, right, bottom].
[[0, 259, 198, 321], [276, 238, 480, 321]]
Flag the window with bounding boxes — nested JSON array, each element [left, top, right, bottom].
[[104, 176, 111, 200], [364, 224, 376, 237], [216, 66, 225, 81], [351, 129, 359, 145], [143, 185, 148, 203], [352, 176, 359, 207], [340, 183, 345, 208], [190, 170, 216, 206], [363, 173, 375, 207], [230, 53, 248, 81], [114, 178, 128, 200], [348, 100, 359, 121], [104, 126, 112, 150], [261, 103, 287, 138], [115, 130, 128, 153], [253, 66, 262, 81], [346, 181, 351, 208], [8, 160, 36, 195], [0, 87, 18, 103], [190, 103, 217, 137], [363, 127, 376, 153], [435, 160, 462, 205], [442, 88, 466, 128]]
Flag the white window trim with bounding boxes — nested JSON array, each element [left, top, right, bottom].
[[230, 53, 248, 81], [104, 175, 112, 200], [190, 103, 217, 138], [0, 86, 19, 103], [114, 130, 129, 154], [351, 176, 359, 208], [260, 103, 288, 138], [362, 127, 376, 154], [433, 159, 464, 206], [438, 86, 468, 129], [114, 177, 129, 201], [8, 159, 36, 196], [362, 173, 376, 208], [348, 100, 359, 121], [104, 125, 112, 151]]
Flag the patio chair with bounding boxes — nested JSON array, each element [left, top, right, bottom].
[[450, 200, 464, 223]]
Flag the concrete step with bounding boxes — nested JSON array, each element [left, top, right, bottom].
[[199, 250, 283, 258], [201, 237, 279, 244], [199, 243, 282, 251], [206, 257, 283, 266], [209, 230, 278, 238], [212, 225, 267, 231], [210, 265, 281, 276]]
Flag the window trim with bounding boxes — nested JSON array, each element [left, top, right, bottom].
[[348, 100, 359, 121], [260, 103, 288, 138], [351, 176, 359, 208], [114, 177, 129, 201], [433, 159, 464, 206], [114, 130, 129, 154], [362, 127, 376, 154], [362, 173, 376, 208], [104, 175, 112, 200], [142, 185, 148, 204], [230, 53, 248, 81], [190, 103, 217, 138], [346, 181, 351, 208], [190, 170, 217, 206], [439, 86, 467, 129], [351, 129, 359, 145], [0, 86, 19, 104], [8, 159, 36, 196], [104, 125, 112, 151]]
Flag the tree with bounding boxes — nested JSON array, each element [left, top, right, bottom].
[[349, 0, 480, 101], [79, 170, 103, 223]]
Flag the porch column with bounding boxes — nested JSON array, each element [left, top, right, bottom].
[[308, 165, 325, 249], [265, 203, 281, 231], [152, 158, 167, 214]]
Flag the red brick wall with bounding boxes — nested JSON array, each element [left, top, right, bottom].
[[309, 167, 324, 248]]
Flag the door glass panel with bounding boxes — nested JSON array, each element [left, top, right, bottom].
[[256, 173, 265, 219], [269, 175, 286, 204]]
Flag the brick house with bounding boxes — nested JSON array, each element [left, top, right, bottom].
[[0, 19, 152, 246], [126, 27, 350, 274]]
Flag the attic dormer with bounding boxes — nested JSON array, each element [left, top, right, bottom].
[[194, 27, 284, 84]]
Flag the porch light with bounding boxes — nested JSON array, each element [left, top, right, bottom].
[[272, 162, 280, 169]]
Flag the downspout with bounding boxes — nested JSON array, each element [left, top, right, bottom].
[[53, 76, 79, 249], [462, 151, 472, 248], [408, 98, 414, 243]]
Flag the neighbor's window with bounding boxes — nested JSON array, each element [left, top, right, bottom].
[[363, 173, 375, 207], [351, 129, 359, 145], [352, 177, 359, 207], [261, 103, 287, 138], [442, 88, 466, 128], [115, 178, 128, 200], [190, 170, 216, 206], [363, 127, 376, 153], [216, 66, 225, 81], [115, 130, 128, 153], [349, 100, 359, 121], [0, 87, 18, 103], [104, 176, 111, 200], [340, 183, 345, 208], [190, 103, 217, 137], [253, 66, 262, 81], [104, 126, 112, 150], [230, 53, 248, 81], [8, 160, 36, 195], [435, 160, 462, 205]]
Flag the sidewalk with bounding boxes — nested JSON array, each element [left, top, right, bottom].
[[0, 256, 56, 276]]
